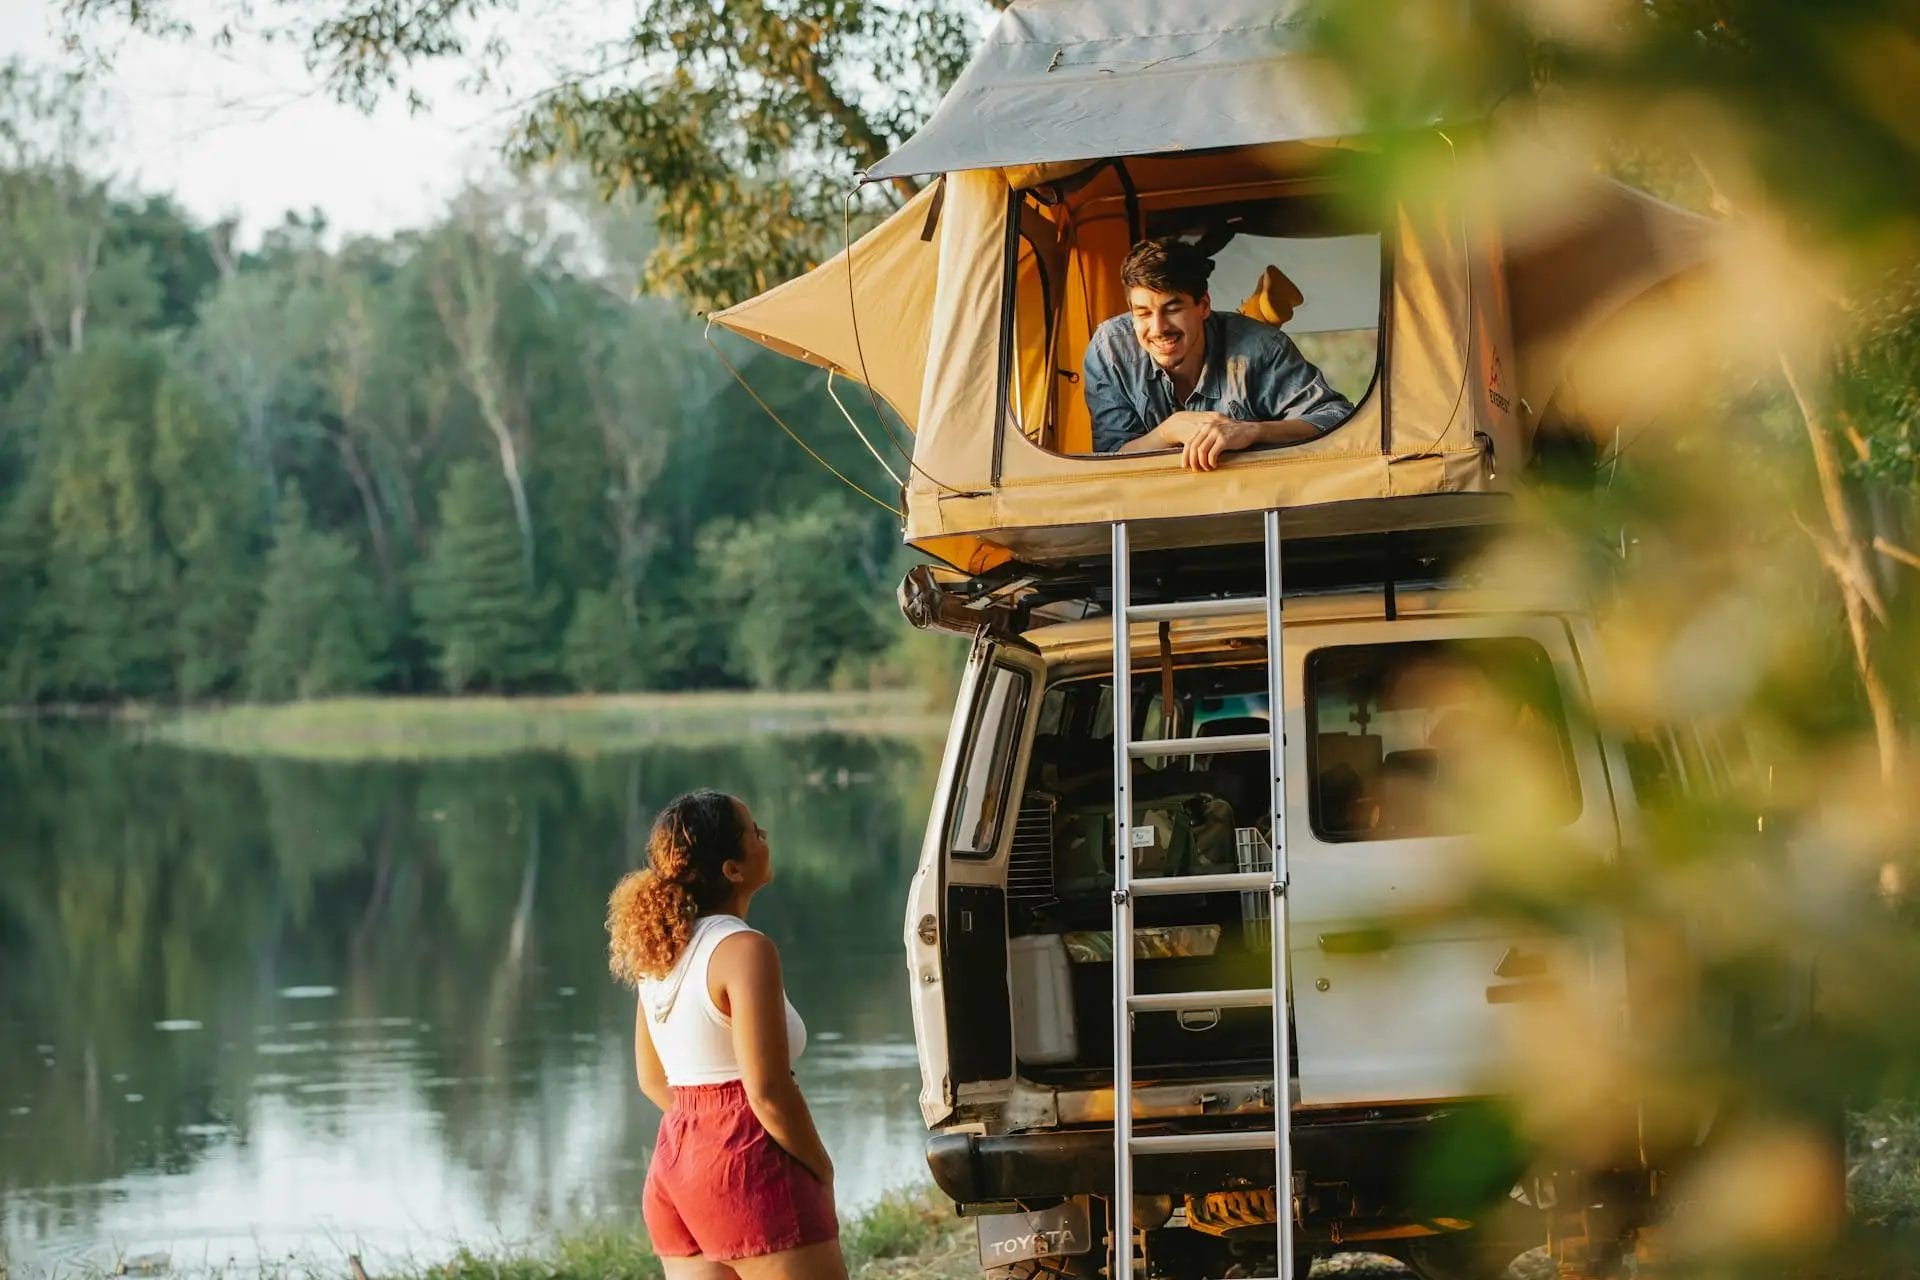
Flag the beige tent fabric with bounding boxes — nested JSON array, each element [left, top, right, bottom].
[[708, 182, 943, 429], [707, 139, 1702, 571], [913, 168, 1011, 499], [1504, 179, 1714, 415]]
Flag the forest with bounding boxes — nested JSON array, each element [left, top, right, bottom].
[[0, 63, 930, 707]]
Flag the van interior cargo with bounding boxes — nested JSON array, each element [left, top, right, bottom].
[[1000, 637, 1579, 1085]]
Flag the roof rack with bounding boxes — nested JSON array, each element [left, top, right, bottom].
[[900, 522, 1503, 639]]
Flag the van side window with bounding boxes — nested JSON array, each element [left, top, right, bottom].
[[1306, 639, 1580, 842], [950, 665, 1032, 858]]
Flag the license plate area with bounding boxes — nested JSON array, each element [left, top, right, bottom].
[[976, 1199, 1093, 1267]]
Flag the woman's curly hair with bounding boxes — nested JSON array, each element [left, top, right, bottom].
[[607, 789, 745, 983]]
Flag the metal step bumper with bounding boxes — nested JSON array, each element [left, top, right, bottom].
[[925, 1105, 1464, 1205]]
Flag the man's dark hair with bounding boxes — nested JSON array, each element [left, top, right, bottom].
[[1120, 237, 1214, 300]]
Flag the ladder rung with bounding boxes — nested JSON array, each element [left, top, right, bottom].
[[1130, 871, 1274, 897], [1128, 732, 1269, 758], [1130, 1129, 1276, 1155], [1124, 596, 1266, 622], [1128, 988, 1273, 1012]]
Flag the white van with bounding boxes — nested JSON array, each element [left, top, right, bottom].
[[897, 526, 1802, 1280]]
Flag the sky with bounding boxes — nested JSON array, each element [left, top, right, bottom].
[[0, 0, 545, 244]]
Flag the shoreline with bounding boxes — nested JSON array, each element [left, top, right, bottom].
[[48, 690, 953, 762]]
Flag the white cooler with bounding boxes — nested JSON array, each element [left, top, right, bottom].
[[1008, 933, 1078, 1065]]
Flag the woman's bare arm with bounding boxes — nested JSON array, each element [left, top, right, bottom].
[[711, 931, 835, 1186], [632, 1000, 674, 1111]]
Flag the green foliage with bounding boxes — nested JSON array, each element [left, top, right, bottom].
[[58, 1, 1002, 310], [413, 460, 556, 692], [694, 500, 894, 690], [14, 336, 264, 699], [839, 1185, 969, 1266], [245, 489, 386, 700], [154, 370, 260, 696], [560, 586, 637, 693], [1838, 267, 1920, 490], [1298, 5, 1920, 1274], [0, 66, 930, 705]]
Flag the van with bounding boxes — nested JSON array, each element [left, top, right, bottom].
[[897, 525, 1805, 1280]]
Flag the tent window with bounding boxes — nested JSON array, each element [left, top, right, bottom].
[[1010, 186, 1384, 458], [1007, 195, 1060, 450]]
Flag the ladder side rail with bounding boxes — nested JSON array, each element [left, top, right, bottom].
[[1264, 508, 1297, 1280], [1109, 522, 1137, 1274]]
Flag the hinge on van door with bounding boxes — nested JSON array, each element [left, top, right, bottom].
[[918, 914, 939, 945]]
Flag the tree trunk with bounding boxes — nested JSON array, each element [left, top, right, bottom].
[[1781, 353, 1902, 780], [64, 223, 101, 354], [429, 237, 538, 585], [490, 419, 537, 585], [333, 427, 395, 588]]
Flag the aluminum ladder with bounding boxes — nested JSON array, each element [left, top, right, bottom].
[[1108, 509, 1295, 1280]]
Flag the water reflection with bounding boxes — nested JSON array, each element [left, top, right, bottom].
[[0, 725, 940, 1273]]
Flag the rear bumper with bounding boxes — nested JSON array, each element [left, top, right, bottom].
[[928, 1106, 1465, 1207]]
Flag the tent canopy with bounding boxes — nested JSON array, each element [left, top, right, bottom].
[[869, 0, 1457, 181]]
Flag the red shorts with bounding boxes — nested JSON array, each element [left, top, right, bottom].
[[643, 1080, 839, 1260]]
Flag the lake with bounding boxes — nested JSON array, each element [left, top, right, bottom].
[[0, 723, 942, 1274]]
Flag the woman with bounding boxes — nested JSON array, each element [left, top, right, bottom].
[[608, 790, 844, 1280]]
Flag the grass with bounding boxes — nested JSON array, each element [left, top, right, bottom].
[[30, 1185, 974, 1280], [23, 1113, 1920, 1279], [137, 691, 949, 761], [422, 1186, 971, 1280], [1853, 1104, 1920, 1233]]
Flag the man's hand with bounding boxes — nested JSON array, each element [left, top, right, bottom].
[[1118, 412, 1321, 464], [1160, 411, 1259, 471]]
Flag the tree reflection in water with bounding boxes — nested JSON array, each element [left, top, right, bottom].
[[0, 724, 938, 1271]]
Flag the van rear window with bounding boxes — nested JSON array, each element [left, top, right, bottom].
[[950, 665, 1031, 858], [1306, 639, 1580, 843]]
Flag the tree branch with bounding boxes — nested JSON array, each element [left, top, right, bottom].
[[1873, 536, 1920, 573], [775, 14, 920, 200]]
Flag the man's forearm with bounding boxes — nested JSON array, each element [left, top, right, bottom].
[[1115, 423, 1178, 454], [1252, 419, 1324, 446]]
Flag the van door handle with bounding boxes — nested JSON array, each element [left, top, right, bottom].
[[1317, 928, 1394, 954], [1493, 945, 1548, 978]]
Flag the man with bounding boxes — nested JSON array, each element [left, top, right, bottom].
[[1083, 237, 1354, 469]]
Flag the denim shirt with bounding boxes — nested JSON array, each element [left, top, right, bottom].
[[1083, 311, 1355, 454]]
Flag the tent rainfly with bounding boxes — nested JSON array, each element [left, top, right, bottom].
[[710, 0, 1713, 574]]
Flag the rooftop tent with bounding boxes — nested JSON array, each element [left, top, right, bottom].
[[709, 1, 1713, 574]]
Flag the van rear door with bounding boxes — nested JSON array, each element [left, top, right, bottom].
[[1283, 616, 1626, 1107], [905, 636, 1044, 1126]]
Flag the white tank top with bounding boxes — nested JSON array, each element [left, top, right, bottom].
[[638, 914, 807, 1086]]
